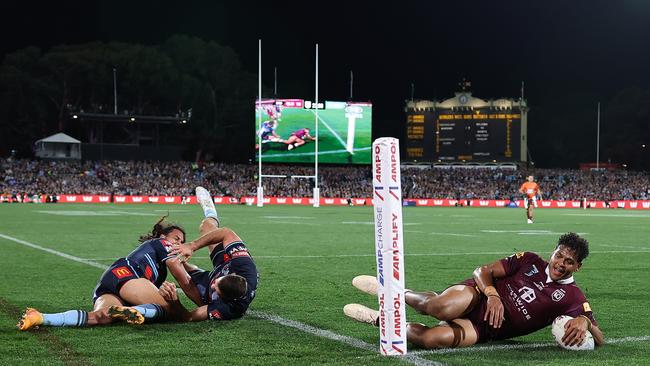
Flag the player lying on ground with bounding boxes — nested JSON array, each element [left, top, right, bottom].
[[107, 186, 258, 323], [284, 127, 316, 150], [255, 119, 284, 150], [17, 215, 194, 329], [344, 233, 604, 349]]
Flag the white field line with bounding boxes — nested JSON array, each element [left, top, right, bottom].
[[429, 232, 477, 237], [562, 213, 650, 218], [311, 110, 347, 149], [262, 216, 315, 219], [82, 249, 650, 261], [0, 232, 439, 366], [411, 335, 650, 355]]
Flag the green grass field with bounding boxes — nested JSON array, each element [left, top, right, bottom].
[[256, 105, 372, 164], [1, 203, 649, 365]]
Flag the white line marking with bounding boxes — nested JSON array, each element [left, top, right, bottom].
[[250, 311, 442, 366], [0, 232, 438, 365], [429, 232, 477, 237], [0, 234, 106, 270], [481, 230, 589, 236], [267, 221, 321, 226], [311, 110, 347, 149], [411, 335, 650, 355], [36, 210, 157, 217], [562, 213, 650, 218]]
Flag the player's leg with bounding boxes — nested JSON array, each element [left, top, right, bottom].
[[115, 278, 169, 322], [293, 137, 306, 147], [407, 319, 478, 349], [16, 293, 123, 330], [196, 186, 221, 253], [405, 285, 479, 321]]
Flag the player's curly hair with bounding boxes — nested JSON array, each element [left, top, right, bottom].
[[139, 214, 186, 243], [556, 232, 589, 262]]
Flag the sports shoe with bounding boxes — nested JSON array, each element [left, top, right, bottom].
[[352, 275, 378, 296], [287, 144, 294, 150], [343, 304, 379, 325], [195, 186, 218, 222], [17, 308, 43, 330], [527, 219, 533, 224], [108, 306, 144, 325]]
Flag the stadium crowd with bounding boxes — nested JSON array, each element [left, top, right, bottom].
[[1, 158, 649, 200]]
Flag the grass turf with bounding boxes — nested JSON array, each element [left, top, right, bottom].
[[0, 203, 648, 365]]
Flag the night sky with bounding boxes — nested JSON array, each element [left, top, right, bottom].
[[3, 1, 650, 165]]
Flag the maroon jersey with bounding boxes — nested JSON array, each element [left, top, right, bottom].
[[463, 252, 596, 342], [292, 129, 309, 139]]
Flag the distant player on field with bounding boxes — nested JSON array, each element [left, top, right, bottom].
[[284, 127, 316, 150], [519, 175, 542, 224], [344, 233, 604, 349]]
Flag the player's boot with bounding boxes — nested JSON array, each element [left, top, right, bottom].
[[108, 306, 144, 325], [195, 186, 219, 224], [527, 219, 533, 224], [352, 275, 378, 296], [343, 304, 379, 326], [16, 308, 44, 330]]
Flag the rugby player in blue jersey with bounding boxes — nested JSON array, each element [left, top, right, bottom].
[[127, 186, 259, 322], [17, 216, 197, 329]]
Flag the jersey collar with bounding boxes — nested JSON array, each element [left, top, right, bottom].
[[545, 265, 574, 284]]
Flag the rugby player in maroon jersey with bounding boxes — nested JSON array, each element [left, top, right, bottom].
[[345, 233, 604, 349]]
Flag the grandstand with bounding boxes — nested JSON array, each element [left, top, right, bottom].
[[1, 158, 648, 204]]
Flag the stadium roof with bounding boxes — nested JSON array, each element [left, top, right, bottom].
[[35, 133, 81, 144]]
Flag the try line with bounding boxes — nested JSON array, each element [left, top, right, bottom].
[[0, 233, 439, 366]]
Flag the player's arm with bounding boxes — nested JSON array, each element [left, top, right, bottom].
[[158, 282, 208, 322], [563, 315, 605, 347], [473, 259, 508, 328], [165, 257, 203, 306], [170, 227, 241, 260]]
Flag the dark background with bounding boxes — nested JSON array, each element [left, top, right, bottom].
[[1, 1, 649, 168]]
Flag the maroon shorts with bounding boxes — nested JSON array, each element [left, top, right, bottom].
[[456, 279, 502, 343]]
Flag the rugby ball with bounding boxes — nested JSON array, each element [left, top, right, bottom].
[[551, 315, 595, 351]]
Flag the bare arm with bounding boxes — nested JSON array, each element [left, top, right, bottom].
[[170, 227, 241, 260], [563, 316, 605, 347], [473, 259, 508, 328], [158, 282, 208, 322], [165, 257, 203, 306]]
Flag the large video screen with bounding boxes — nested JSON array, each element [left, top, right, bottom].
[[255, 99, 372, 164]]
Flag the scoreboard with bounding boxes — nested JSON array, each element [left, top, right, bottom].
[[405, 95, 527, 162]]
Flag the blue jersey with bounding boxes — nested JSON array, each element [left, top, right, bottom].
[[190, 241, 258, 320], [92, 238, 175, 303], [122, 238, 175, 287]]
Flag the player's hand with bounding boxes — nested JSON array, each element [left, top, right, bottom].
[[159, 281, 178, 301], [484, 296, 505, 328], [562, 317, 588, 347], [170, 243, 194, 262]]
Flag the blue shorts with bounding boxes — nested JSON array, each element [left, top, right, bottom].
[[92, 259, 140, 304]]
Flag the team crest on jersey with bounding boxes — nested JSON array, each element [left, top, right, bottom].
[[525, 265, 539, 277], [209, 310, 222, 319], [552, 289, 566, 302], [515, 252, 525, 259], [583, 302, 592, 312]]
